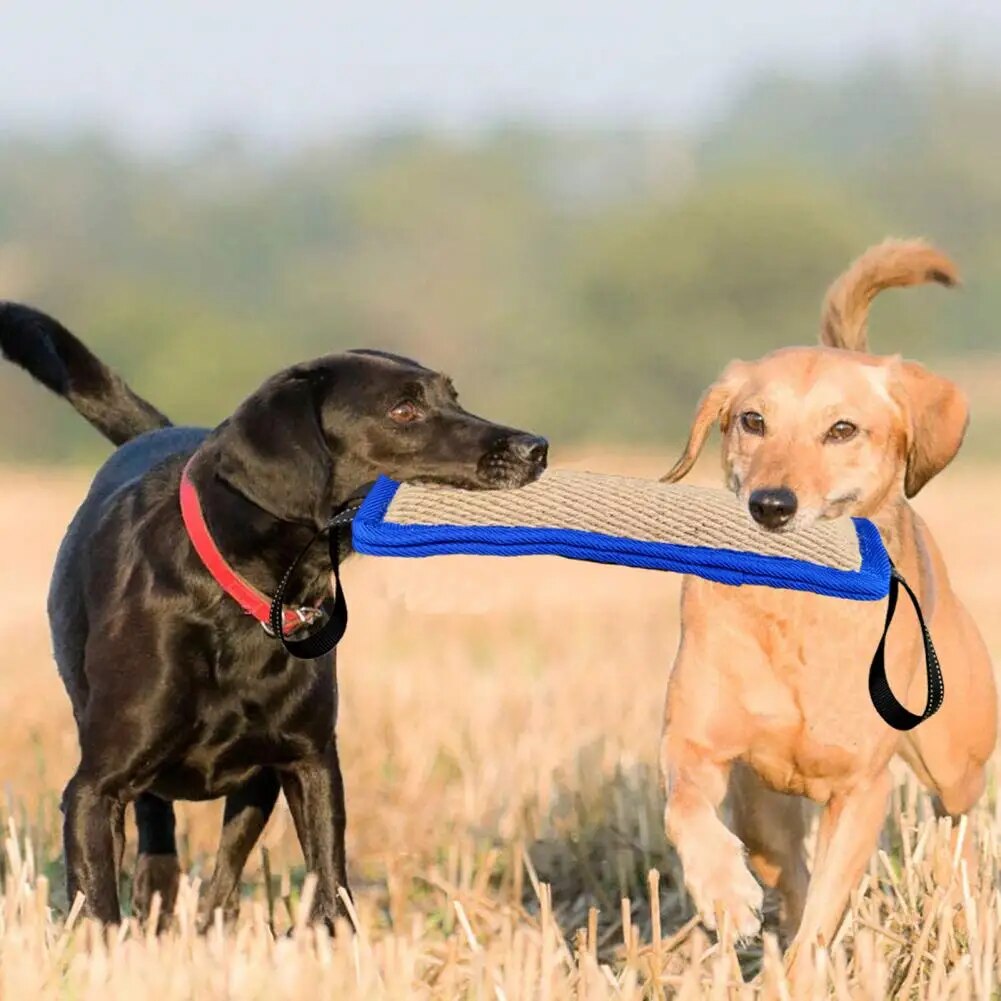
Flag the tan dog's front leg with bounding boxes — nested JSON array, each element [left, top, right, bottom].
[[786, 770, 891, 980], [662, 741, 763, 939]]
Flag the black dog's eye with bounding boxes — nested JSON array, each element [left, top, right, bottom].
[[388, 401, 424, 424], [825, 420, 859, 443], [739, 411, 765, 436]]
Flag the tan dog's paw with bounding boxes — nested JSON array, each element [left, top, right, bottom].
[[686, 856, 763, 940], [783, 941, 818, 995]]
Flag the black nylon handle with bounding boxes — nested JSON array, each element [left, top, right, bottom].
[[269, 501, 362, 661], [868, 564, 944, 730]]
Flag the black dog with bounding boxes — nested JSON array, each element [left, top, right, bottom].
[[0, 303, 547, 926]]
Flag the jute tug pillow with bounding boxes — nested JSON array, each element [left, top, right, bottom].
[[349, 470, 942, 732], [351, 470, 889, 600]]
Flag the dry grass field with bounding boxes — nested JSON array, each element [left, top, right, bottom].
[[1, 452, 999, 999]]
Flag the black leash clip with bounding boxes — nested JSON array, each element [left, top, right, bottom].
[[868, 563, 944, 731]]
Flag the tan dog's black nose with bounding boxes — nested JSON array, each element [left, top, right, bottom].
[[749, 487, 797, 529]]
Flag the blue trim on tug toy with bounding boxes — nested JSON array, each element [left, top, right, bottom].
[[351, 475, 892, 602]]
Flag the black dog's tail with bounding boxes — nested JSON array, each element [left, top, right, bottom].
[[0, 302, 172, 445]]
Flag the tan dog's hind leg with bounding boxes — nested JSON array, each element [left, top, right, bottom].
[[785, 770, 892, 984], [898, 601, 996, 879], [726, 761, 810, 943]]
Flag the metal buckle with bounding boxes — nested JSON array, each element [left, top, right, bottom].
[[261, 605, 323, 638], [296, 606, 324, 625]]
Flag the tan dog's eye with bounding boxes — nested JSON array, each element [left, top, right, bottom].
[[739, 411, 766, 436], [825, 420, 858, 443], [389, 401, 424, 424]]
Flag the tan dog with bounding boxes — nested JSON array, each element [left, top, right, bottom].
[[659, 240, 997, 971]]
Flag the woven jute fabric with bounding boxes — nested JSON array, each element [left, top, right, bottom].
[[384, 470, 862, 571]]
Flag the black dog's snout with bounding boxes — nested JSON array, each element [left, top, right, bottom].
[[508, 434, 549, 467], [749, 487, 798, 529]]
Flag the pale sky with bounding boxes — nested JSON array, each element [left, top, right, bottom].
[[2, 1, 999, 151]]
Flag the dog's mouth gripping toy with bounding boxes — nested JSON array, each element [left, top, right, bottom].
[[210, 470, 942, 732]]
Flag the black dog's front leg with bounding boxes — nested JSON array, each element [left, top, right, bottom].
[[280, 741, 350, 928], [62, 770, 121, 923]]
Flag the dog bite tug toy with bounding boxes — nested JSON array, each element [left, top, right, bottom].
[[352, 471, 889, 599], [349, 471, 943, 731]]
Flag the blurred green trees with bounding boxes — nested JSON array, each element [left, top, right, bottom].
[[2, 61, 999, 462]]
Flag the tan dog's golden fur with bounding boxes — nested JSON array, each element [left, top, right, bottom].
[[659, 240, 997, 976]]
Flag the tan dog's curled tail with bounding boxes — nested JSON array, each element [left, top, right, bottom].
[[820, 238, 960, 352]]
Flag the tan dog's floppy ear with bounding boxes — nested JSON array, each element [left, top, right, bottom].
[[890, 359, 969, 498], [661, 363, 744, 483]]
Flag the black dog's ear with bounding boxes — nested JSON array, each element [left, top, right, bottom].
[[212, 371, 335, 526]]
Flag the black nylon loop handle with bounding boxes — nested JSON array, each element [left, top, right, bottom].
[[268, 501, 363, 660], [868, 564, 944, 731]]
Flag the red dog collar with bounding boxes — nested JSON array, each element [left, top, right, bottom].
[[179, 458, 323, 637]]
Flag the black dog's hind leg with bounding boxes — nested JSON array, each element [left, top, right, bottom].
[[62, 771, 121, 923], [111, 801, 126, 884], [132, 793, 180, 926], [198, 768, 280, 929], [280, 740, 351, 929]]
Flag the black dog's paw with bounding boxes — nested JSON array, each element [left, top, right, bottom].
[[132, 853, 180, 932]]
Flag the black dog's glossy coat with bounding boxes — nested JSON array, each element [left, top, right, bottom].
[[1, 304, 547, 926]]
